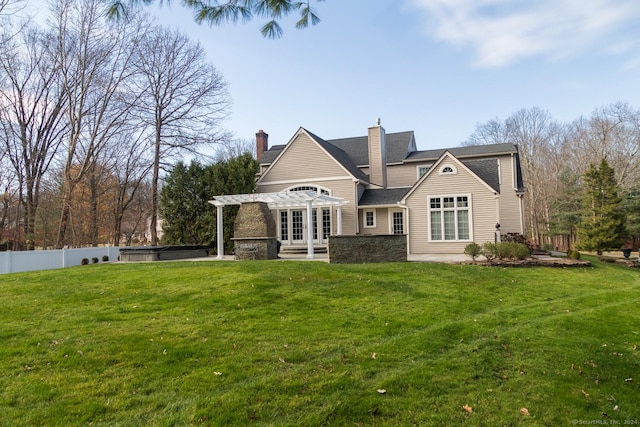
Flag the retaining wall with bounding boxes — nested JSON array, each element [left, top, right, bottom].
[[328, 235, 407, 264]]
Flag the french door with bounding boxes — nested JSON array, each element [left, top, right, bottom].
[[280, 208, 331, 244]]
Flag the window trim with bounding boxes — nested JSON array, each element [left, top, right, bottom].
[[417, 165, 431, 179], [428, 194, 472, 242], [439, 164, 457, 175], [389, 209, 404, 235], [286, 184, 331, 195], [363, 209, 376, 228]]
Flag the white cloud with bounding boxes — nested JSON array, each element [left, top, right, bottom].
[[408, 0, 640, 67]]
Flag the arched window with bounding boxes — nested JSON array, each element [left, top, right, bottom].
[[439, 164, 457, 175], [288, 185, 330, 195]]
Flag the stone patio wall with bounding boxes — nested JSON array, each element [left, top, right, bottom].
[[328, 235, 406, 263]]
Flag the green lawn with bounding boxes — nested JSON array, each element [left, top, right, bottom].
[[0, 258, 639, 426]]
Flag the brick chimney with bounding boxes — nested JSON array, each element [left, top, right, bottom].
[[367, 119, 387, 188], [256, 130, 269, 162]]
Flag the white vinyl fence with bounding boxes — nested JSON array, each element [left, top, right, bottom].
[[0, 247, 130, 275]]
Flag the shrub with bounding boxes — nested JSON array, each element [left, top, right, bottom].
[[481, 242, 497, 261], [81, 258, 89, 265], [464, 242, 481, 261], [102, 255, 109, 262], [501, 233, 534, 252], [567, 249, 581, 260], [506, 242, 532, 260], [91, 257, 99, 264], [483, 242, 531, 261]]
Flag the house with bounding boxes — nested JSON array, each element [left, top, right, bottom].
[[212, 121, 525, 258]]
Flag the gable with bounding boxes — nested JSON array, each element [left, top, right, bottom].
[[402, 152, 498, 202], [257, 129, 360, 185]]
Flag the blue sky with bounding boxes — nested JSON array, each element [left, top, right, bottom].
[[41, 0, 640, 151]]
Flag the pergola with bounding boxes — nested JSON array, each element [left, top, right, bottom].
[[208, 191, 348, 259]]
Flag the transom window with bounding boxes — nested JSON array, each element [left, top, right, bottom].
[[429, 195, 470, 241], [289, 185, 330, 195]]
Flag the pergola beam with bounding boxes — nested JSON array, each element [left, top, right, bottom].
[[208, 191, 348, 258]]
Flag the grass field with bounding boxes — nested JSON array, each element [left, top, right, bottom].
[[0, 257, 639, 426]]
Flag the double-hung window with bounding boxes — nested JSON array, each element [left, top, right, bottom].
[[364, 210, 376, 228], [429, 195, 471, 241]]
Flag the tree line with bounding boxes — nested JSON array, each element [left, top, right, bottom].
[[2, 0, 637, 254], [465, 102, 640, 252], [0, 0, 230, 249]]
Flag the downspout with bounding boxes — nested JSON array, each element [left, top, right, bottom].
[[354, 179, 361, 234]]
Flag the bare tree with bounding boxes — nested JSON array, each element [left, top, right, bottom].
[[0, 25, 67, 249], [466, 107, 556, 246], [571, 102, 640, 189], [51, 0, 144, 247], [213, 137, 255, 162], [105, 130, 152, 246], [131, 25, 230, 245]]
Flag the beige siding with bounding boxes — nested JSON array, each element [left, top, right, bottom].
[[359, 208, 390, 235], [497, 154, 524, 234], [386, 163, 427, 187], [405, 154, 498, 254], [259, 133, 349, 183]]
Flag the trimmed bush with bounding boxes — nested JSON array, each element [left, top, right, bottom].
[[498, 242, 531, 260], [482, 241, 531, 261], [567, 249, 581, 260], [91, 257, 99, 264], [81, 258, 89, 265], [481, 242, 497, 261], [102, 255, 109, 262], [464, 242, 482, 261]]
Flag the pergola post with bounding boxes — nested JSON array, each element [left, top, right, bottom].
[[336, 206, 343, 235], [216, 204, 224, 259], [306, 199, 315, 259]]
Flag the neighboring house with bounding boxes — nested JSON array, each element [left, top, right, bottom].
[[225, 121, 525, 256]]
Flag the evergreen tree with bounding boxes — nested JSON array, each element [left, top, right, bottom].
[[159, 153, 258, 253], [622, 185, 640, 247], [108, 0, 324, 39], [206, 152, 259, 254], [547, 168, 582, 250], [576, 159, 625, 254], [160, 162, 214, 246]]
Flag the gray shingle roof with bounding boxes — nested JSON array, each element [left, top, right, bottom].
[[328, 131, 415, 165], [405, 143, 518, 162], [258, 130, 523, 193], [358, 188, 412, 206], [461, 158, 500, 193], [303, 129, 369, 181]]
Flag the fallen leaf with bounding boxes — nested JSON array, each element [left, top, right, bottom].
[[371, 352, 377, 359], [625, 378, 633, 382], [376, 389, 386, 394], [614, 405, 620, 411], [581, 389, 589, 397], [520, 408, 530, 416], [214, 372, 222, 376], [463, 404, 472, 413]]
